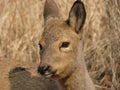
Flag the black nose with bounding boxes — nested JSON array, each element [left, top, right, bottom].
[[38, 66, 50, 75]]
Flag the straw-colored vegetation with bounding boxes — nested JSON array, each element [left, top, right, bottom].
[[0, 0, 119, 90]]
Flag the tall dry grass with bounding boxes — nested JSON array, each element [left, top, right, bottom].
[[0, 0, 119, 90], [83, 0, 120, 89], [0, 0, 45, 89], [0, 0, 44, 62]]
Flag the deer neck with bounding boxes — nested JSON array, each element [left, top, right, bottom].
[[59, 41, 87, 90], [59, 41, 95, 90], [60, 68, 86, 90]]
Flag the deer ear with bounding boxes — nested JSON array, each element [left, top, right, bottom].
[[66, 0, 86, 33], [44, 0, 59, 22]]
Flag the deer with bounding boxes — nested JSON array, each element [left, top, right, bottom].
[[38, 0, 95, 90]]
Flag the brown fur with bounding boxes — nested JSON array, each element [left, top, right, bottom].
[[38, 0, 95, 90]]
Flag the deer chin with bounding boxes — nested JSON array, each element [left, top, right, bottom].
[[50, 69, 69, 80]]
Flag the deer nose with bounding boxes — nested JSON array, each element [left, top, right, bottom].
[[38, 65, 50, 75]]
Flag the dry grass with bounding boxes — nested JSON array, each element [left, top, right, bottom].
[[0, 0, 119, 90], [0, 0, 45, 89], [0, 0, 44, 62], [83, 0, 120, 89]]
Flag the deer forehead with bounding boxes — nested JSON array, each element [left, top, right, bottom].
[[41, 21, 80, 46]]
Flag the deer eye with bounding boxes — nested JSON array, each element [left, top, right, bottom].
[[60, 42, 70, 48]]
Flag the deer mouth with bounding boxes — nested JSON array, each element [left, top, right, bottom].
[[38, 65, 57, 78], [44, 70, 56, 78]]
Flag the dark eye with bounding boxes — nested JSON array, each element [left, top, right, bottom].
[[60, 42, 70, 48], [39, 43, 43, 50]]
